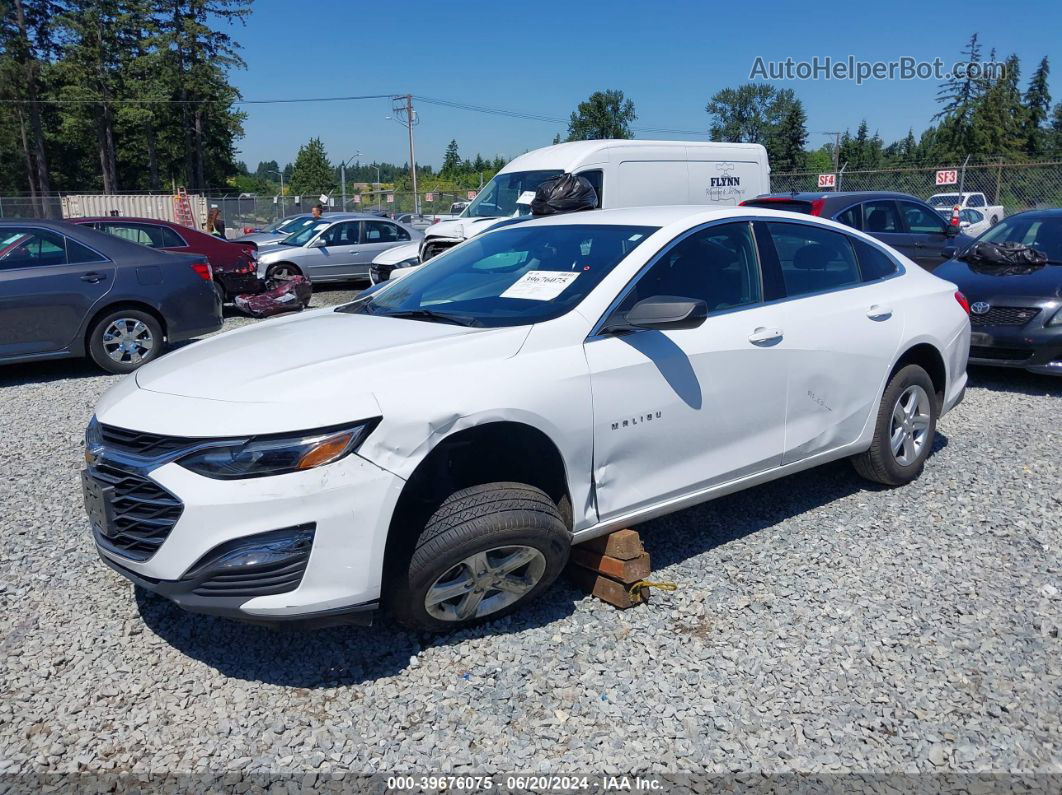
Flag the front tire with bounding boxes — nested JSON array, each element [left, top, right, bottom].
[[265, 262, 302, 280], [852, 364, 938, 486], [87, 309, 164, 374], [389, 482, 570, 632]]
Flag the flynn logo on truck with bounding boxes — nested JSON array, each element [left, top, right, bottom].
[[611, 411, 662, 431], [710, 162, 741, 188]]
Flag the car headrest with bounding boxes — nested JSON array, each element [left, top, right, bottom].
[[865, 209, 889, 232], [793, 243, 832, 270]]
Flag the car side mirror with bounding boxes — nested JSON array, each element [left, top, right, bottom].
[[945, 224, 959, 238], [308, 238, 325, 248], [941, 243, 957, 260], [604, 296, 708, 334]]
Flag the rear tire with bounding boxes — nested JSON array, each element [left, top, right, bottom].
[[388, 482, 570, 632], [87, 309, 164, 374], [852, 364, 938, 487]]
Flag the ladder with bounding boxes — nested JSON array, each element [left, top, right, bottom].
[[172, 187, 197, 230]]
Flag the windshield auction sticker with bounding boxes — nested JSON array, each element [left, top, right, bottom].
[[500, 270, 580, 301]]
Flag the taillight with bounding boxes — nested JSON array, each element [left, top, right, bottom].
[[954, 291, 970, 314], [809, 198, 826, 216], [191, 262, 212, 281]]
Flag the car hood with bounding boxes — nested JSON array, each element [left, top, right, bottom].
[[934, 258, 1062, 299], [424, 216, 506, 241], [123, 307, 531, 422], [374, 241, 421, 265]]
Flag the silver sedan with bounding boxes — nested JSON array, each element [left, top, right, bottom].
[[256, 215, 423, 282]]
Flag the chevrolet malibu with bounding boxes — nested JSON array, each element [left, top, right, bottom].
[[84, 207, 970, 631]]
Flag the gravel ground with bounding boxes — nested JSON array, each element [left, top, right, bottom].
[[0, 290, 1059, 777]]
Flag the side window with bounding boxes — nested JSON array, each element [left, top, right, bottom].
[[862, 201, 902, 234], [836, 204, 862, 230], [320, 222, 358, 246], [576, 169, 604, 208], [158, 226, 186, 247], [0, 228, 68, 269], [395, 224, 411, 241], [766, 222, 861, 297], [107, 222, 173, 247], [65, 238, 108, 265], [852, 237, 898, 282], [618, 222, 762, 315], [968, 194, 985, 207], [363, 220, 401, 243], [900, 201, 948, 234]]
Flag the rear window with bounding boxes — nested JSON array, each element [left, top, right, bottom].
[[743, 199, 813, 214], [852, 237, 899, 281]]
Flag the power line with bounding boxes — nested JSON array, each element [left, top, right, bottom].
[[2, 91, 708, 135]]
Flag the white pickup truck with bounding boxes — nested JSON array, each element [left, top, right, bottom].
[[928, 192, 1005, 226]]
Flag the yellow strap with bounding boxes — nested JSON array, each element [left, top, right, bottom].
[[627, 580, 678, 599]]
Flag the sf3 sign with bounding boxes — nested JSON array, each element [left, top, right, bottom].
[[817, 173, 836, 188], [935, 169, 959, 186]]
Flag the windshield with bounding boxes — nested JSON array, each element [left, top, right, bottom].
[[281, 220, 331, 246], [462, 170, 564, 218], [341, 223, 656, 327], [978, 215, 1062, 262], [929, 194, 961, 208]]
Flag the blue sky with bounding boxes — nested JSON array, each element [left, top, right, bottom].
[[233, 0, 1060, 171]]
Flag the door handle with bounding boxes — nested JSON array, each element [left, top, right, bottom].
[[80, 272, 106, 283], [866, 304, 893, 320], [748, 327, 783, 345]]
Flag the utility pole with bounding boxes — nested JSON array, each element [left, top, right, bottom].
[[269, 169, 285, 218], [392, 95, 420, 214], [340, 150, 363, 211]]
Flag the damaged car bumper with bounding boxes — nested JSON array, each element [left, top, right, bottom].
[[84, 435, 405, 627]]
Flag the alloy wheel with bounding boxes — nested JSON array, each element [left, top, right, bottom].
[[101, 318, 155, 365], [890, 384, 931, 466], [424, 545, 547, 622]]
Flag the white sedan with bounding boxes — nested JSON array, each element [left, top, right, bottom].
[[85, 206, 970, 632]]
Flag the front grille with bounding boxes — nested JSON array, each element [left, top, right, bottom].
[[969, 345, 1033, 362], [99, 424, 191, 458], [422, 240, 457, 261], [970, 306, 1041, 327], [90, 462, 183, 561]]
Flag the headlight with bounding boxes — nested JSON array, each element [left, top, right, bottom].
[[394, 257, 419, 269], [85, 416, 103, 462], [177, 420, 379, 480], [1049, 305, 1062, 326]]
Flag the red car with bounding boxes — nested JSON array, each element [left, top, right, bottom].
[[72, 217, 259, 299]]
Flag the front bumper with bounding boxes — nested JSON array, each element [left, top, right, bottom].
[[86, 446, 406, 624], [968, 323, 1062, 376]]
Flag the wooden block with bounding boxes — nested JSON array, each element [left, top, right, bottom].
[[566, 566, 647, 609], [579, 528, 644, 560], [570, 547, 651, 584]]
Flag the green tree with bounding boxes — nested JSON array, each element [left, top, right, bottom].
[[969, 54, 1025, 159], [288, 137, 333, 197], [441, 139, 461, 176], [567, 89, 637, 140], [768, 92, 807, 171], [1, 0, 61, 215], [1022, 56, 1051, 156]]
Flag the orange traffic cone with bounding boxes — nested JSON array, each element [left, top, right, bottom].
[[950, 205, 961, 227]]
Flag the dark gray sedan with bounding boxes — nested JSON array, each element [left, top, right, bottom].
[[0, 219, 222, 373], [742, 191, 961, 271]]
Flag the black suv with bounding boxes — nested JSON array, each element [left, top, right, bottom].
[[742, 191, 959, 271]]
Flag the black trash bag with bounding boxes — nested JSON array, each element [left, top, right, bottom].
[[531, 173, 599, 216], [962, 240, 1048, 276]]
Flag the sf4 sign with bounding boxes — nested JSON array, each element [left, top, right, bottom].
[[935, 169, 959, 186], [817, 173, 836, 188]]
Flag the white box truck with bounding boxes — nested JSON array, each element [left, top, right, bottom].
[[371, 139, 771, 283]]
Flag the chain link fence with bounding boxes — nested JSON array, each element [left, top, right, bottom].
[[4, 161, 1061, 229], [770, 160, 1062, 214]]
